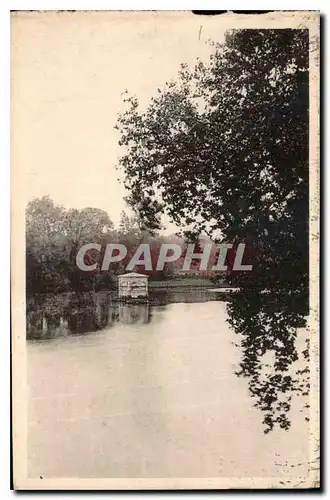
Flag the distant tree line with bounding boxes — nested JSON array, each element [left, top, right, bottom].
[[26, 196, 229, 295], [26, 196, 175, 294]]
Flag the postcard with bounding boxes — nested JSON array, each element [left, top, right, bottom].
[[11, 10, 320, 490]]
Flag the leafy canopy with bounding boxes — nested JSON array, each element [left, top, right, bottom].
[[116, 29, 310, 432]]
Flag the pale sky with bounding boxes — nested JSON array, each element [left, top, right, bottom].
[[11, 12, 226, 232]]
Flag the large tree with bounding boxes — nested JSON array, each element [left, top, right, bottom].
[[116, 29, 310, 432], [26, 197, 115, 293]]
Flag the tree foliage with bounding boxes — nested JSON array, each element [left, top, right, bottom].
[[26, 196, 115, 293], [116, 29, 310, 432], [26, 198, 177, 293]]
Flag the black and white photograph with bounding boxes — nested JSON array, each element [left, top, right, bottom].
[[11, 10, 320, 490]]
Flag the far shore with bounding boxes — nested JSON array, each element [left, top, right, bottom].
[[148, 278, 227, 289]]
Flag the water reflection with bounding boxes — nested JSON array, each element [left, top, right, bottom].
[[118, 303, 151, 325], [26, 289, 223, 340], [27, 292, 155, 339], [64, 293, 111, 334], [26, 289, 309, 435], [227, 289, 310, 434]]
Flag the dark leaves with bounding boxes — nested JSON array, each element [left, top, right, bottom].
[[116, 29, 310, 432]]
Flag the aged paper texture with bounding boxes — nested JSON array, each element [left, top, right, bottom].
[[11, 11, 320, 490]]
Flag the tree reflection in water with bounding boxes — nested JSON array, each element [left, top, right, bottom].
[[26, 289, 310, 433], [64, 293, 111, 333], [228, 288, 310, 433], [26, 292, 152, 340]]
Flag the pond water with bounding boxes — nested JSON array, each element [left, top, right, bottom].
[[27, 289, 311, 481]]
